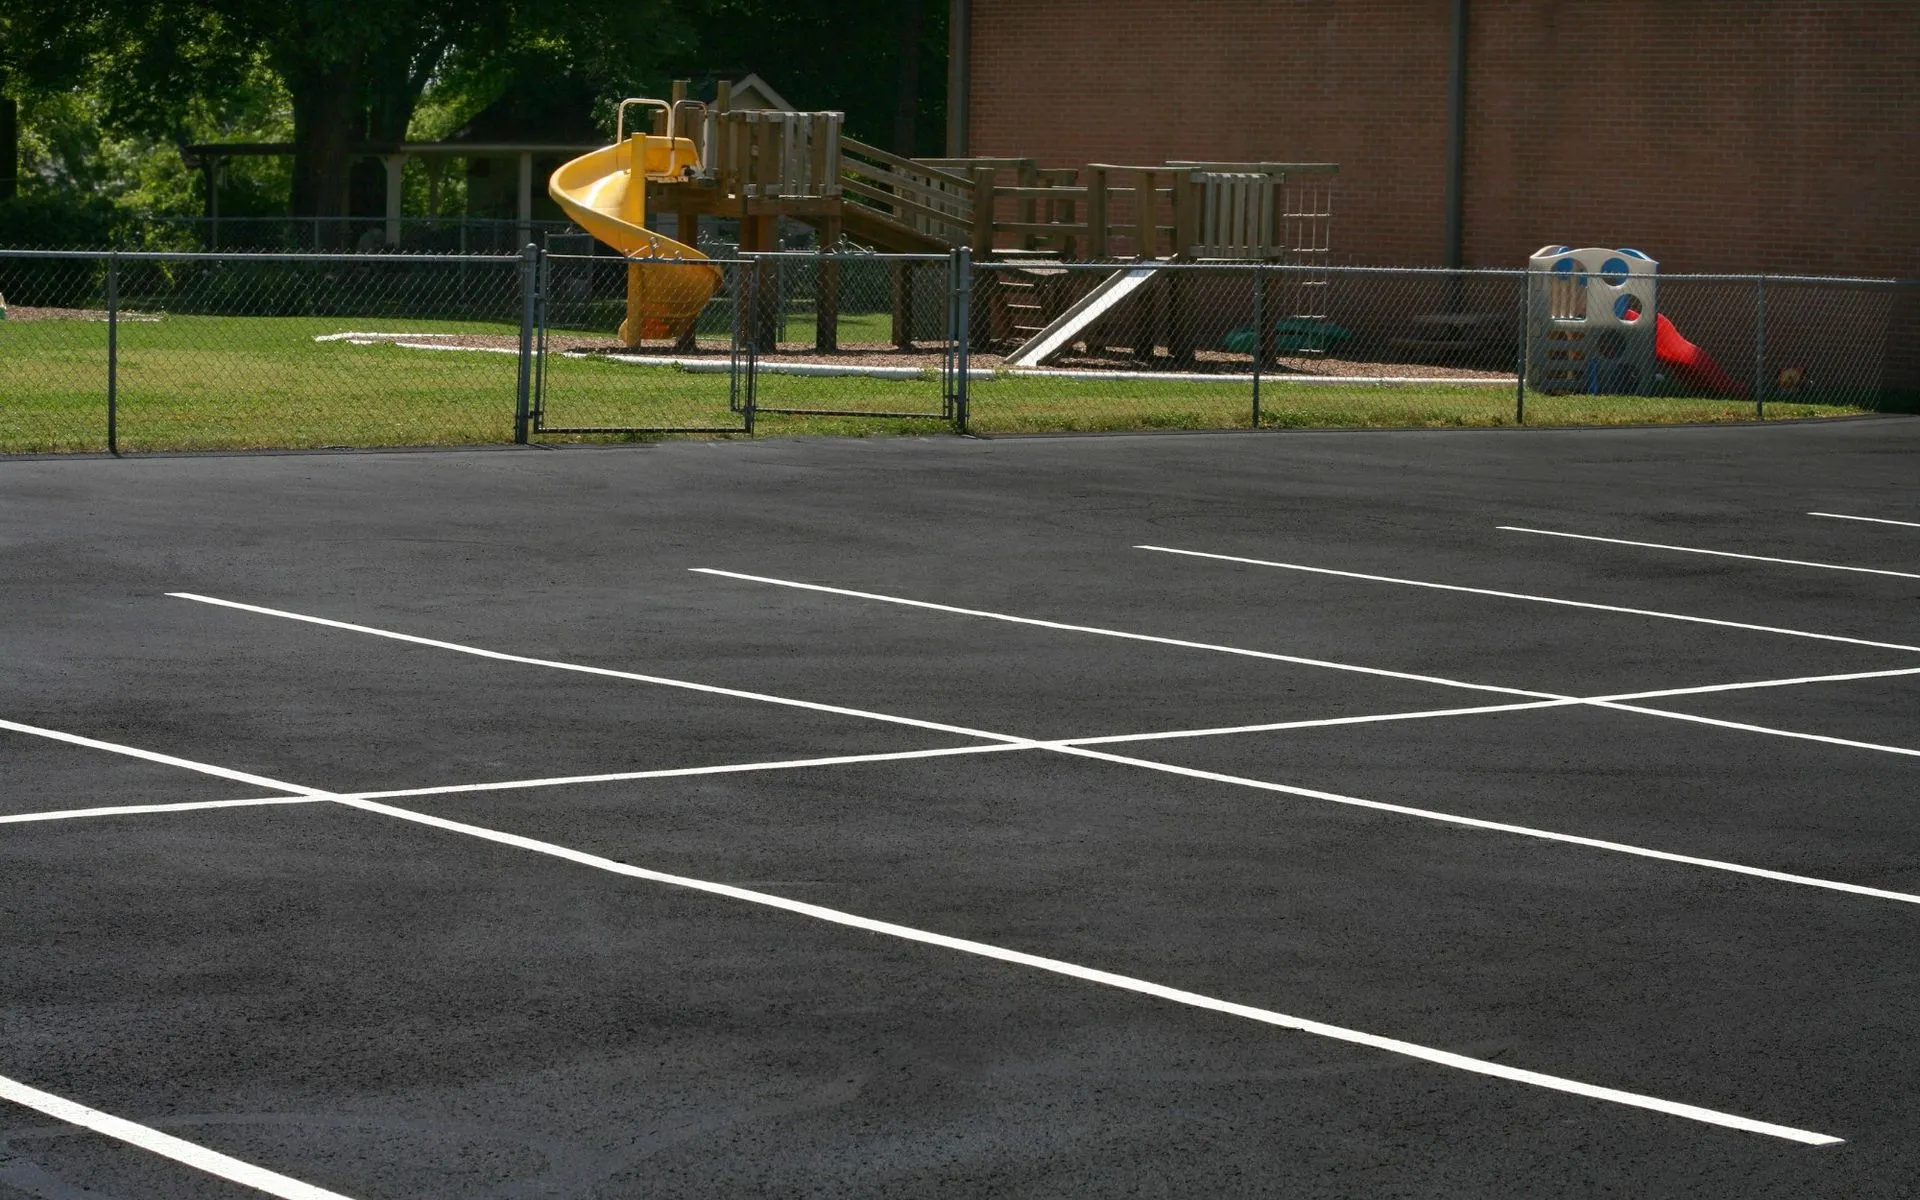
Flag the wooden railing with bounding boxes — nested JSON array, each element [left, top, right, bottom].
[[833, 137, 1336, 261], [710, 111, 843, 200], [839, 138, 973, 243]]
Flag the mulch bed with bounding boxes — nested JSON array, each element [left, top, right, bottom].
[[2, 306, 162, 322], [327, 330, 1510, 379]]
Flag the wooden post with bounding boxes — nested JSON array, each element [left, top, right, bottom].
[[1134, 169, 1158, 260], [1018, 162, 1039, 251], [1167, 269, 1193, 366], [1167, 169, 1199, 365], [1056, 169, 1079, 259], [382, 154, 405, 246], [817, 216, 841, 351], [1086, 167, 1108, 260], [674, 203, 700, 352], [970, 166, 996, 258], [890, 260, 915, 350], [1257, 265, 1278, 370], [1174, 171, 1201, 259], [1132, 170, 1158, 359], [741, 212, 780, 350], [753, 115, 777, 197], [808, 114, 831, 197]]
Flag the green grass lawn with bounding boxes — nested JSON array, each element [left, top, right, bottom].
[[0, 314, 1877, 454]]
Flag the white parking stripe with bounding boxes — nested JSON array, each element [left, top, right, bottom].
[[1499, 525, 1920, 581], [0, 1073, 358, 1199], [1135, 546, 1920, 655], [0, 710, 1843, 1145], [1808, 512, 1920, 530]]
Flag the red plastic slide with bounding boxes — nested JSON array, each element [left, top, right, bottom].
[[1655, 313, 1747, 397]]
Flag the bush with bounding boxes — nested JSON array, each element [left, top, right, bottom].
[[0, 191, 128, 250]]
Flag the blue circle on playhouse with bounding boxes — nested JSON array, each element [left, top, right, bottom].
[[1601, 257, 1630, 285], [1613, 294, 1642, 321]]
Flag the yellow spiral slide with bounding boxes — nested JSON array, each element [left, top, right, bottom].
[[548, 107, 723, 346]]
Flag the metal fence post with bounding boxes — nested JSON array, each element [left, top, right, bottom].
[[731, 260, 760, 432], [1515, 271, 1528, 425], [954, 247, 972, 434], [514, 243, 537, 444], [744, 262, 758, 435], [1251, 263, 1264, 429], [532, 247, 551, 433], [1754, 275, 1767, 420], [106, 252, 120, 455]]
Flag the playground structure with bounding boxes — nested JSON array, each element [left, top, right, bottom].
[[550, 87, 1337, 357], [1527, 246, 1659, 395], [1527, 245, 1749, 397]]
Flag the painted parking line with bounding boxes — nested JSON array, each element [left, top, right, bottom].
[[1498, 525, 1920, 581], [1135, 546, 1920, 655], [694, 568, 1920, 760], [1048, 743, 1920, 908], [1809, 512, 1920, 530], [0, 796, 328, 825], [0, 1073, 357, 1200], [26, 659, 1919, 829], [687, 568, 1556, 700], [0, 719, 327, 795], [152, 595, 1920, 901], [340, 792, 1847, 1147], [1, 714, 1842, 1145], [165, 594, 1040, 751]]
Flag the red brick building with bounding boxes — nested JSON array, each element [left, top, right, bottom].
[[950, 0, 1919, 279]]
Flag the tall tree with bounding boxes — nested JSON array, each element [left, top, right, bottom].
[[0, 96, 17, 201], [4, 0, 690, 242]]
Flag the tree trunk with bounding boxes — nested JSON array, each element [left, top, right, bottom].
[[286, 61, 360, 248], [893, 0, 923, 157], [0, 96, 17, 201]]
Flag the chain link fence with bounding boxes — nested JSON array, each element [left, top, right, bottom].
[[732, 252, 958, 423], [966, 262, 1532, 433], [1, 249, 527, 453], [533, 253, 751, 436], [4, 246, 1912, 455]]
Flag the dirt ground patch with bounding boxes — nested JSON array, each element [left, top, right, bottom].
[[1, 305, 162, 323], [330, 331, 985, 370], [323, 331, 1513, 378]]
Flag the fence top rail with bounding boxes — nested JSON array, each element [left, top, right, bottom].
[[1634, 271, 1918, 287], [545, 253, 758, 267], [964, 259, 1915, 285], [0, 248, 526, 265], [970, 260, 1533, 276], [740, 249, 954, 263], [5, 246, 1904, 287]]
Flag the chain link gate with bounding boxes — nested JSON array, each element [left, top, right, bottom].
[[530, 251, 754, 437], [731, 251, 962, 427]]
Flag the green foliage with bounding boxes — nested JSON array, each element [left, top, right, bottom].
[[0, 192, 127, 254], [1, 0, 948, 245]]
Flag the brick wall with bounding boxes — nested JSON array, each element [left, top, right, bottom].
[[967, 0, 1919, 388], [968, 0, 1919, 276]]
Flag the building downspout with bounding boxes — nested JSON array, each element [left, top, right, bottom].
[[1443, 0, 1469, 269], [946, 0, 971, 157]]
